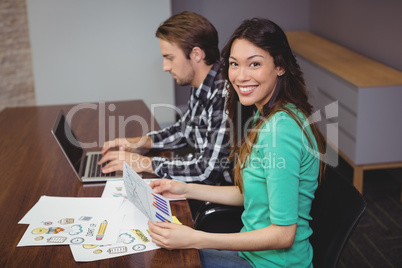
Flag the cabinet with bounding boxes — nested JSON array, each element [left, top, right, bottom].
[[286, 31, 402, 194]]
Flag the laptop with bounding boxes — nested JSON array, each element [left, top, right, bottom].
[[51, 110, 122, 182]]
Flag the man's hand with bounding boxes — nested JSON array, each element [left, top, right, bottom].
[[98, 151, 154, 174], [101, 136, 153, 155], [100, 138, 130, 155]]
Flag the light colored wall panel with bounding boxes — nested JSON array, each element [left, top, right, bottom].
[[356, 86, 402, 164], [314, 67, 359, 114], [316, 88, 357, 140], [26, 0, 174, 125], [310, 0, 402, 71]]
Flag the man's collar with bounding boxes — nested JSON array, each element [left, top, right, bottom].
[[194, 61, 222, 100]]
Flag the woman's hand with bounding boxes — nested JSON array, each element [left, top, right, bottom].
[[149, 179, 187, 199], [148, 221, 200, 250]]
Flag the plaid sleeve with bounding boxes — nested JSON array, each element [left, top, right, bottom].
[[151, 83, 231, 185], [146, 108, 190, 150]]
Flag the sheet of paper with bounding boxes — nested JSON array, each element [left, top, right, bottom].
[[69, 227, 159, 262], [70, 183, 183, 262], [101, 180, 127, 199], [19, 196, 124, 224], [102, 179, 185, 201], [17, 197, 124, 247], [18, 215, 122, 247], [69, 200, 160, 262], [123, 162, 173, 223]]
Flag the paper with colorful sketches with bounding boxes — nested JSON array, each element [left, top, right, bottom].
[[101, 179, 185, 201], [123, 162, 174, 223], [70, 184, 183, 262], [69, 200, 160, 262], [69, 227, 159, 262], [17, 196, 124, 247]]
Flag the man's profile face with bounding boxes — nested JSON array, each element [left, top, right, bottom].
[[159, 39, 195, 86]]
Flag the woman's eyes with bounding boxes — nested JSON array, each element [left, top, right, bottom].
[[229, 61, 260, 67]]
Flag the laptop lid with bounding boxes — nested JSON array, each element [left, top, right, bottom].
[[51, 110, 85, 181]]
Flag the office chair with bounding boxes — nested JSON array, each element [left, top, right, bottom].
[[193, 166, 366, 268], [193, 202, 244, 233], [309, 166, 366, 268]]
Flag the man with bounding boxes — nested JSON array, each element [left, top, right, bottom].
[[99, 11, 231, 185]]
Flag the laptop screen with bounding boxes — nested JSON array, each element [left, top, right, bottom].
[[52, 111, 83, 175]]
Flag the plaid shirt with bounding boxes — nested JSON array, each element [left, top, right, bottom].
[[147, 62, 231, 184]]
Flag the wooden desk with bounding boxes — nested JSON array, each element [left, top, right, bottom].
[[0, 100, 201, 267]]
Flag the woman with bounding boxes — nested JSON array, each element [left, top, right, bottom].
[[147, 18, 325, 268]]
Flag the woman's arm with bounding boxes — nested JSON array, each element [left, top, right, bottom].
[[197, 223, 296, 250], [150, 179, 244, 206], [186, 183, 244, 206], [148, 221, 296, 251]]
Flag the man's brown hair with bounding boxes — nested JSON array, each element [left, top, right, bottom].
[[156, 11, 219, 65]]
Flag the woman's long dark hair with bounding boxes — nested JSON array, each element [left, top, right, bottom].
[[221, 18, 326, 192]]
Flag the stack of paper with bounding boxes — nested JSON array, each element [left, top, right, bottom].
[[17, 163, 179, 262]]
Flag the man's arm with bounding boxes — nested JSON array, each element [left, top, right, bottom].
[[99, 101, 193, 174], [146, 108, 191, 151], [152, 86, 230, 184]]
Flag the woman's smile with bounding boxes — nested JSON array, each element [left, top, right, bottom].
[[237, 85, 258, 95]]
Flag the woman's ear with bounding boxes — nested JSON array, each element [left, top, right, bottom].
[[190, 47, 205, 63], [277, 66, 286, 76]]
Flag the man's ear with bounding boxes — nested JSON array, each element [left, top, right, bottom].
[[190, 47, 205, 63]]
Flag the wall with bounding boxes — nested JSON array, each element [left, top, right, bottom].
[[4, 0, 399, 123], [310, 0, 402, 71], [171, 0, 311, 111], [26, 0, 174, 125], [0, 0, 36, 112]]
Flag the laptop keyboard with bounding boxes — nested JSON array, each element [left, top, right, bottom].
[[89, 153, 116, 177]]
